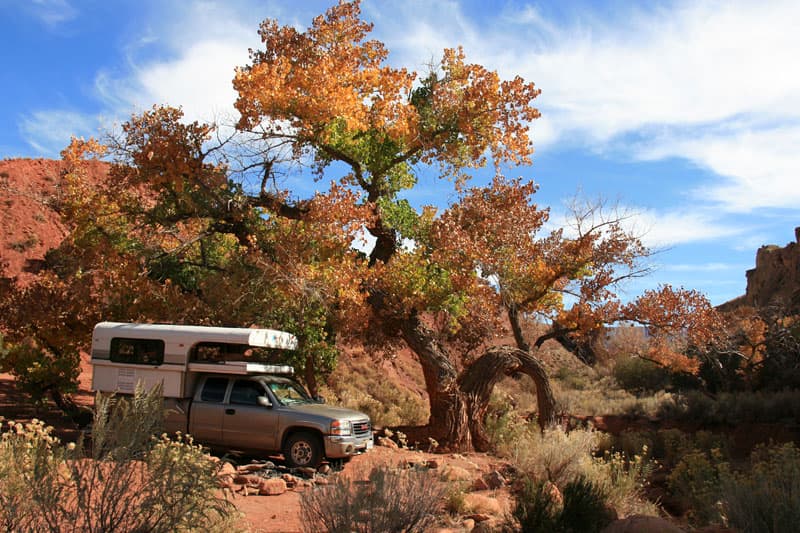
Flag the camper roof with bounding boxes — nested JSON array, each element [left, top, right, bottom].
[[93, 322, 299, 350]]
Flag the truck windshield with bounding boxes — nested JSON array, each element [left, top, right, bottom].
[[266, 380, 312, 405]]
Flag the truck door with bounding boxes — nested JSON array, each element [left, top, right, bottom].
[[222, 378, 280, 452], [188, 376, 229, 445]]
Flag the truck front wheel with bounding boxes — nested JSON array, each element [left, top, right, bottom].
[[284, 432, 322, 468]]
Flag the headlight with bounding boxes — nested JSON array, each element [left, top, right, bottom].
[[330, 420, 352, 436]]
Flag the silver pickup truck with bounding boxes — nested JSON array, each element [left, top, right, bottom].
[[90, 322, 373, 468], [165, 372, 373, 467]]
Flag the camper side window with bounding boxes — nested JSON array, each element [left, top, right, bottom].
[[109, 338, 164, 365]]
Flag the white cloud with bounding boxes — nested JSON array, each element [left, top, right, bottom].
[[638, 123, 800, 212], [19, 110, 98, 156], [630, 208, 745, 248], [549, 201, 746, 248], [369, 0, 800, 212], [665, 262, 738, 272]]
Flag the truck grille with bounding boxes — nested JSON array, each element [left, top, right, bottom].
[[352, 419, 371, 438]]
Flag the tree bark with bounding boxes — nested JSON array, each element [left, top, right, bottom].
[[459, 346, 556, 451], [399, 311, 472, 450]]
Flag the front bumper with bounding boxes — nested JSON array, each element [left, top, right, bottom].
[[324, 434, 374, 458]]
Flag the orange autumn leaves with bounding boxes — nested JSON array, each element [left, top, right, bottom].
[[234, 0, 540, 182]]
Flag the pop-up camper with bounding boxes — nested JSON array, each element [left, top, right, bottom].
[[90, 321, 298, 398]]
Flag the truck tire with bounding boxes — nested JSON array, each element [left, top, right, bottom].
[[284, 432, 323, 468]]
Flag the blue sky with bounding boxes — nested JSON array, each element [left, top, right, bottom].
[[2, 0, 799, 305]]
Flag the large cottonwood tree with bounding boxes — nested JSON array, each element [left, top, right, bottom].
[[228, 1, 719, 449]]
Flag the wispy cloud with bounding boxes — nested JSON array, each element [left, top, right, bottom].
[[629, 208, 746, 248], [665, 262, 739, 272], [19, 110, 98, 156], [28, 0, 77, 27]]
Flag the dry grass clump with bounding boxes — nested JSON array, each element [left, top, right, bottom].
[[300, 462, 445, 533]]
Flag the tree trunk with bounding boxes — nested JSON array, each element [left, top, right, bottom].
[[459, 346, 556, 451], [400, 312, 472, 450]]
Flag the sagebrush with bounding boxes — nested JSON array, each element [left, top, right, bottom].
[[0, 385, 238, 532]]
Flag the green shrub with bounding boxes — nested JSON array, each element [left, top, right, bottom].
[[667, 449, 728, 525], [493, 425, 657, 520], [512, 477, 559, 532], [559, 476, 615, 532], [0, 386, 238, 532], [613, 357, 672, 394], [722, 443, 800, 533], [300, 463, 445, 532], [512, 475, 613, 533]]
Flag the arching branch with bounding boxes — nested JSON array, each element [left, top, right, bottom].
[[459, 345, 556, 451]]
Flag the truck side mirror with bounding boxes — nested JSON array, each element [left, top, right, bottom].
[[257, 396, 272, 408]]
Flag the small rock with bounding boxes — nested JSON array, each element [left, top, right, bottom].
[[239, 463, 267, 473], [467, 513, 491, 523], [441, 466, 472, 482], [425, 459, 440, 469], [258, 477, 287, 496], [544, 481, 563, 507], [377, 436, 399, 449], [462, 518, 476, 531], [296, 467, 317, 478], [485, 470, 506, 489], [318, 464, 331, 475], [233, 474, 261, 486], [314, 476, 330, 485]]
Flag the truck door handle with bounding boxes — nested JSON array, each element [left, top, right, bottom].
[[225, 408, 235, 415]]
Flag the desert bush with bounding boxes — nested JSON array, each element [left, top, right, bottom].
[[666, 449, 728, 525], [612, 357, 672, 394], [497, 426, 599, 488], [594, 449, 658, 517], [512, 475, 613, 533], [493, 425, 657, 520], [721, 443, 800, 533], [0, 386, 238, 532], [604, 429, 732, 471], [300, 463, 445, 533], [657, 389, 800, 426]]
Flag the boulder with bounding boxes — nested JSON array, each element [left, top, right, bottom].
[[258, 477, 288, 496], [472, 477, 490, 491]]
